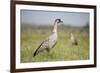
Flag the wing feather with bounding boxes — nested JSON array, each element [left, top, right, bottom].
[[33, 33, 57, 57], [33, 38, 49, 57]]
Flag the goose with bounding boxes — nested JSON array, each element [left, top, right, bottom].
[[70, 33, 78, 45], [33, 19, 63, 57]]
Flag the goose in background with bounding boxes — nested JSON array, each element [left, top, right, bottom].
[[70, 33, 78, 45]]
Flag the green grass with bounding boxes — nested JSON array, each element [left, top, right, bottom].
[[21, 26, 89, 63]]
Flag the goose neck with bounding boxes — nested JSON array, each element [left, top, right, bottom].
[[53, 22, 57, 33]]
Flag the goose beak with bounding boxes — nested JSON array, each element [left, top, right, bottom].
[[59, 21, 63, 25]]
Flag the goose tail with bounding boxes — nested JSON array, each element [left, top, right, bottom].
[[33, 50, 37, 57]]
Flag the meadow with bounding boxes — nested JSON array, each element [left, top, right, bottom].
[[21, 24, 89, 63]]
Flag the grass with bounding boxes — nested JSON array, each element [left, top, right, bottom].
[[21, 25, 89, 63]]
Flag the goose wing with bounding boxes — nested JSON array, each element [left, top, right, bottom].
[[33, 33, 57, 56]]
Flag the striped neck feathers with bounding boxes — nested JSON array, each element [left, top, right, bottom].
[[53, 22, 58, 33]]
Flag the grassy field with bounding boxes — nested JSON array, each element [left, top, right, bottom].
[[21, 24, 89, 63]]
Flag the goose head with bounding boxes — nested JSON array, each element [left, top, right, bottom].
[[55, 19, 63, 24], [53, 19, 63, 33]]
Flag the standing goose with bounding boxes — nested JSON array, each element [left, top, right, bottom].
[[33, 19, 63, 57], [70, 33, 78, 45]]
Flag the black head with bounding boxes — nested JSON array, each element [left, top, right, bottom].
[[55, 19, 63, 23]]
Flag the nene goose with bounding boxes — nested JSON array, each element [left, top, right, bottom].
[[70, 33, 78, 45], [33, 19, 63, 57]]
